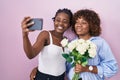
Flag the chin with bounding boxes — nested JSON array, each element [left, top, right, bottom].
[[57, 29, 64, 33], [76, 32, 81, 34], [77, 33, 83, 36]]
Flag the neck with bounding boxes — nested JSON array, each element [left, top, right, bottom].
[[78, 34, 91, 40], [51, 30, 63, 39]]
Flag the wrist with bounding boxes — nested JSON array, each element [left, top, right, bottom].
[[83, 65, 93, 72], [23, 32, 29, 37], [88, 65, 93, 71], [82, 66, 89, 72]]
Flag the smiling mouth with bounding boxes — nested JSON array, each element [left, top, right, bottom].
[[76, 28, 82, 32], [58, 26, 63, 30]]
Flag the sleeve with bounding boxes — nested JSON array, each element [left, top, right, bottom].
[[97, 40, 118, 78]]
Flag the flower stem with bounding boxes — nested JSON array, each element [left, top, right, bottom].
[[72, 73, 79, 80]]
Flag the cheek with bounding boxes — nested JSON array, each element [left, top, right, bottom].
[[54, 22, 57, 26], [74, 26, 77, 31], [84, 26, 89, 33], [74, 24, 77, 29], [64, 24, 70, 29]]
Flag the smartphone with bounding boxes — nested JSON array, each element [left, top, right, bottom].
[[28, 18, 43, 30]]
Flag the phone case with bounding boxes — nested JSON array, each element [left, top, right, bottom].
[[28, 18, 43, 30]]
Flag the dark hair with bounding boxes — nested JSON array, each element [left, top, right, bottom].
[[52, 8, 73, 26], [73, 9, 101, 36]]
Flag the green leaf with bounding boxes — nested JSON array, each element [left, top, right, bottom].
[[81, 56, 87, 62], [71, 62, 76, 67], [74, 55, 78, 61], [62, 53, 69, 59], [81, 61, 88, 67], [69, 52, 73, 56], [77, 60, 81, 64], [83, 50, 90, 58], [66, 57, 73, 63], [71, 49, 79, 56]]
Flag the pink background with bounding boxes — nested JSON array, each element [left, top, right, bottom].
[[0, 0, 120, 80]]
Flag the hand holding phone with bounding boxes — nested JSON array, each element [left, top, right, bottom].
[[28, 18, 43, 30]]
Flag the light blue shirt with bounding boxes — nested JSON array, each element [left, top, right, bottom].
[[67, 36, 118, 80]]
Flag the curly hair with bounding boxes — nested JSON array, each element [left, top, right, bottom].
[[72, 9, 101, 36], [52, 8, 73, 26]]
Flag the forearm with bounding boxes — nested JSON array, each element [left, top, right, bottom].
[[23, 32, 35, 59], [75, 64, 98, 74], [83, 65, 98, 74]]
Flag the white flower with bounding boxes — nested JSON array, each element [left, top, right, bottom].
[[67, 40, 77, 52], [61, 38, 97, 80], [88, 48, 96, 58], [76, 44, 86, 55], [88, 42, 97, 58], [61, 38, 68, 47], [78, 39, 85, 43]]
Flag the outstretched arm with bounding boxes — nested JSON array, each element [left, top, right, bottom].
[[21, 17, 49, 59]]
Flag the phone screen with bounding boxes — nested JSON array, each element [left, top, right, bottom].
[[28, 18, 43, 30]]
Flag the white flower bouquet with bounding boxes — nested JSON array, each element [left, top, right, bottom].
[[61, 38, 97, 80]]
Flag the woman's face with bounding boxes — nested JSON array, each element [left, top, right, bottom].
[[74, 17, 90, 37], [54, 12, 70, 33]]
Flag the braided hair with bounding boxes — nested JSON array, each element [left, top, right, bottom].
[[52, 8, 73, 26]]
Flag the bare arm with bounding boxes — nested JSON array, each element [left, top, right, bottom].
[[21, 17, 49, 59]]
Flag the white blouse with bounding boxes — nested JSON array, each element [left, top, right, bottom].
[[38, 31, 66, 76]]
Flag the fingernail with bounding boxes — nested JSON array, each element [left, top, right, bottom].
[[31, 21, 34, 24], [33, 76, 35, 78]]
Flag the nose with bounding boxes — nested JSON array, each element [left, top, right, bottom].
[[60, 20, 64, 24], [58, 21, 64, 26], [76, 23, 82, 27]]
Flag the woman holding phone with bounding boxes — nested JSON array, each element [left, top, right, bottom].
[[21, 8, 73, 80]]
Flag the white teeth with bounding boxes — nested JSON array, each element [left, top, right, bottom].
[[58, 26, 63, 29], [76, 28, 82, 32]]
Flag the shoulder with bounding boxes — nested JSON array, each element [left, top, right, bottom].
[[37, 30, 50, 40], [91, 36, 106, 43], [38, 30, 52, 37], [39, 30, 49, 35], [91, 36, 111, 49]]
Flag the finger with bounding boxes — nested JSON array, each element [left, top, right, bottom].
[[29, 30, 35, 32], [30, 75, 35, 80], [75, 70, 80, 73], [75, 67, 80, 71], [74, 68, 79, 73], [22, 18, 31, 26], [30, 77, 34, 80], [21, 17, 31, 25], [27, 21, 34, 27], [22, 21, 34, 30], [21, 16, 30, 24], [76, 63, 80, 66], [31, 76, 35, 80], [23, 28, 30, 32], [33, 75, 36, 79], [24, 16, 31, 19]]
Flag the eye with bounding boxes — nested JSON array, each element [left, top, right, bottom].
[[81, 21, 87, 25], [75, 22, 79, 25], [55, 19, 60, 22], [62, 20, 69, 24], [55, 18, 69, 24]]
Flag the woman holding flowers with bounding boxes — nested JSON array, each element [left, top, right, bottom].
[[67, 9, 118, 80]]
